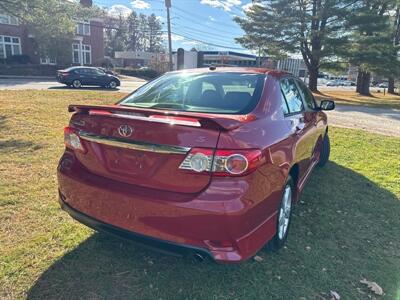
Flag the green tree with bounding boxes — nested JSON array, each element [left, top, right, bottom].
[[0, 0, 95, 64], [342, 0, 399, 95], [235, 0, 359, 91], [147, 14, 163, 52], [126, 11, 141, 51], [104, 13, 128, 57], [388, 3, 400, 94], [138, 13, 149, 51]]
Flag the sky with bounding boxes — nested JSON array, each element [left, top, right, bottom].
[[93, 0, 256, 53]]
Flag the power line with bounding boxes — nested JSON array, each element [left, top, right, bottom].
[[174, 26, 237, 44], [171, 31, 246, 50], [173, 6, 242, 30]]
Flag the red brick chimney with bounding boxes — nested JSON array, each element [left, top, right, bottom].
[[80, 0, 92, 7]]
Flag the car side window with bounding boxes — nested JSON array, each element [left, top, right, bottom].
[[77, 68, 88, 75], [295, 80, 317, 110], [280, 78, 304, 114], [92, 69, 105, 75]]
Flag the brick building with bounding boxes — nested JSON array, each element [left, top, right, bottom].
[[0, 0, 104, 66]]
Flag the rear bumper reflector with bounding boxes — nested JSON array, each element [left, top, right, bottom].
[[78, 131, 191, 155]]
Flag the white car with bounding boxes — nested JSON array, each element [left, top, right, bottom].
[[378, 82, 388, 88]]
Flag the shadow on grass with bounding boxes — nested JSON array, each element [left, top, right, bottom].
[[27, 162, 400, 300], [48, 86, 120, 92], [0, 139, 42, 153], [0, 115, 7, 129]]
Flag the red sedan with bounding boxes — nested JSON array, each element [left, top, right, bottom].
[[57, 67, 335, 263]]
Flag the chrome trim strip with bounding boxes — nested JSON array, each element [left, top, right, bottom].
[[78, 131, 191, 155], [89, 111, 201, 127]]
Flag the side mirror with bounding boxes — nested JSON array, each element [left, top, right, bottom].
[[319, 100, 335, 111]]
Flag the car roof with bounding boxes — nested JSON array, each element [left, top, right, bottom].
[[70, 66, 100, 69], [169, 67, 291, 78]]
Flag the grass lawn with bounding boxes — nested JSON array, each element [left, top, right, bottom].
[[314, 90, 400, 109], [0, 90, 399, 300]]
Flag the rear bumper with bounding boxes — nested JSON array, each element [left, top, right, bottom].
[[57, 76, 70, 84], [57, 151, 280, 263], [59, 194, 212, 259]]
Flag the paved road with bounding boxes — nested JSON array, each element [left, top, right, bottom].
[[326, 105, 400, 137], [0, 78, 398, 137], [0, 78, 145, 93]]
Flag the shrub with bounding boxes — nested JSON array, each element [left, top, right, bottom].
[[0, 64, 66, 76], [114, 68, 160, 79]]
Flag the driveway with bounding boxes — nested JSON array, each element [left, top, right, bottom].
[[0, 77, 145, 93], [326, 105, 400, 137]]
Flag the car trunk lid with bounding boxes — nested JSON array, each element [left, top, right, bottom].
[[67, 104, 250, 193]]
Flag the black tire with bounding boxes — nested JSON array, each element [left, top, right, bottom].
[[72, 79, 82, 89], [268, 176, 294, 252], [317, 133, 330, 167]]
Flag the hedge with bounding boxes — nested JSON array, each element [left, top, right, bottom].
[[0, 64, 64, 76], [114, 68, 160, 79]]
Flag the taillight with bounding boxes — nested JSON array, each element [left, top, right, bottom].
[[64, 127, 86, 153], [179, 148, 263, 176]]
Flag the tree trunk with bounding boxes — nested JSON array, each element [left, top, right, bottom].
[[388, 77, 395, 94], [356, 71, 362, 93], [308, 65, 318, 92], [356, 69, 371, 95]]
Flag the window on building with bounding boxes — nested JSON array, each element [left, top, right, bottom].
[[0, 35, 21, 58], [76, 21, 90, 36], [72, 43, 80, 63], [72, 43, 91, 65], [40, 56, 57, 65], [0, 13, 19, 25], [82, 44, 91, 64]]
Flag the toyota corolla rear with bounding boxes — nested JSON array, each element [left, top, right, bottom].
[[57, 70, 277, 263]]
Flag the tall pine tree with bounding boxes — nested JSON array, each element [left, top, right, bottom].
[[235, 0, 358, 91], [343, 0, 399, 95]]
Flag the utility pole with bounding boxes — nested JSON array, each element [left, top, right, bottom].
[[165, 0, 173, 71]]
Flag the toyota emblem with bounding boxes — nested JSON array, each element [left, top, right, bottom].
[[118, 125, 133, 137]]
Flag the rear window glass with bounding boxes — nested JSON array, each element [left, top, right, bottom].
[[120, 72, 265, 114]]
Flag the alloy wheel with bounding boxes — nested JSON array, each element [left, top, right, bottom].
[[72, 80, 81, 88], [278, 184, 292, 239], [109, 81, 117, 89]]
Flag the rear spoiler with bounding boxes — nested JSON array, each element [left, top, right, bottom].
[[68, 104, 256, 131]]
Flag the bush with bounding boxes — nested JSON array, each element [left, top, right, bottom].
[[5, 55, 31, 64], [114, 68, 160, 79]]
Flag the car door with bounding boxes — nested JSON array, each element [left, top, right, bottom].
[[294, 79, 321, 162], [85, 69, 101, 85], [280, 77, 316, 178], [77, 68, 91, 85], [90, 68, 107, 86]]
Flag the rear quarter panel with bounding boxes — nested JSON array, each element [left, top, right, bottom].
[[216, 76, 296, 240]]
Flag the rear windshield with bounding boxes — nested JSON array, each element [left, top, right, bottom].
[[120, 72, 265, 114]]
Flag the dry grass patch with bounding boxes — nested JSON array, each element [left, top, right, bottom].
[[314, 90, 400, 109]]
